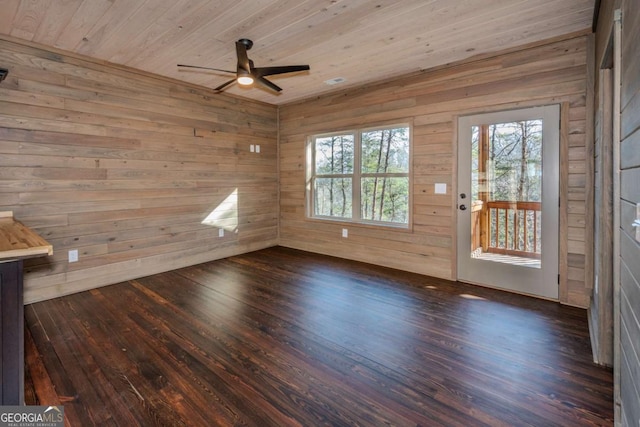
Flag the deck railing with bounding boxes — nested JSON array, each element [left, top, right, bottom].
[[471, 200, 542, 259]]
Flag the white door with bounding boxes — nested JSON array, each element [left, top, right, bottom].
[[456, 105, 560, 300]]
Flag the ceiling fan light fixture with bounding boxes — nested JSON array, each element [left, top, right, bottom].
[[178, 38, 309, 93], [237, 75, 254, 85]]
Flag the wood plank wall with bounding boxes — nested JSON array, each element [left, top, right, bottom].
[[618, 0, 640, 420], [279, 33, 592, 308], [589, 63, 614, 366], [595, 1, 640, 424], [619, 0, 640, 420], [0, 37, 278, 304]]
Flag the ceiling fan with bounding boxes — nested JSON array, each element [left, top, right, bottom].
[[178, 38, 310, 93]]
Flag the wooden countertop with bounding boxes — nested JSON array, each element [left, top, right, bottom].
[[0, 212, 53, 261]]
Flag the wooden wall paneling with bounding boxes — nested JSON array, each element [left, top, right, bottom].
[[584, 31, 596, 311], [620, 126, 640, 170], [590, 65, 614, 366], [0, 37, 275, 125], [620, 232, 640, 427], [621, 168, 640, 205], [0, 36, 278, 303], [279, 34, 591, 306], [617, 0, 640, 424], [620, 261, 640, 427], [620, 0, 640, 108]]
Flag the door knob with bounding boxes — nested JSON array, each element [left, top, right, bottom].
[[459, 205, 467, 211]]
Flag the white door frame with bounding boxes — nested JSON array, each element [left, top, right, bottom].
[[456, 105, 560, 300]]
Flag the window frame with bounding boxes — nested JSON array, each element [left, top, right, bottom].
[[306, 123, 412, 228]]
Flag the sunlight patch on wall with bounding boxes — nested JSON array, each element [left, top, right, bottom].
[[201, 189, 238, 232]]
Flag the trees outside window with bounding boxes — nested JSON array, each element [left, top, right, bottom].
[[309, 125, 410, 226], [470, 119, 543, 253], [471, 120, 543, 203], [314, 134, 354, 218]]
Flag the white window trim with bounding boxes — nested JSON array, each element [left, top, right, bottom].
[[306, 123, 411, 228]]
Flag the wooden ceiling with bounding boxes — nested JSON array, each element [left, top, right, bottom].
[[1, 0, 595, 105]]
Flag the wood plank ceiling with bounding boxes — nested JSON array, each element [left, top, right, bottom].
[[1, 0, 595, 105]]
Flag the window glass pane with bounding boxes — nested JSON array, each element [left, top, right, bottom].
[[361, 177, 408, 223], [315, 135, 354, 174], [488, 120, 542, 202], [314, 178, 353, 218], [471, 125, 479, 202], [469, 119, 543, 267], [361, 127, 409, 173]]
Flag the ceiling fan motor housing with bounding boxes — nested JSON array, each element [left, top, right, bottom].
[[238, 39, 253, 50]]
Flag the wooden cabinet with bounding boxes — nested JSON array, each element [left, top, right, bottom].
[[0, 212, 52, 405], [1, 259, 24, 404]]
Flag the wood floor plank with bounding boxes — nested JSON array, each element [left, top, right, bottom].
[[25, 246, 614, 426], [23, 327, 60, 406], [24, 304, 92, 426]]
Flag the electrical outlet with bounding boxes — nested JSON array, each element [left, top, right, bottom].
[[68, 249, 78, 263], [435, 183, 447, 194], [219, 228, 224, 238], [250, 144, 255, 152], [342, 228, 348, 238], [255, 144, 261, 153]]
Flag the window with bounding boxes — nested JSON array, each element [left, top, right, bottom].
[[308, 125, 410, 226]]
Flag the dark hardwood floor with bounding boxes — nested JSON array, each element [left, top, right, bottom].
[[25, 246, 613, 426]]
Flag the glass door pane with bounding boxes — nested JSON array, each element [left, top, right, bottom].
[[470, 121, 542, 268]]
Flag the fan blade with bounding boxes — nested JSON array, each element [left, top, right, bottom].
[[177, 64, 235, 74], [254, 75, 282, 92], [235, 41, 251, 72], [253, 65, 310, 77], [214, 78, 236, 92]]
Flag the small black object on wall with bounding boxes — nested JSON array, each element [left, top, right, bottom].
[[0, 68, 8, 82]]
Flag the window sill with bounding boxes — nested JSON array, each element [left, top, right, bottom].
[[305, 216, 413, 233]]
